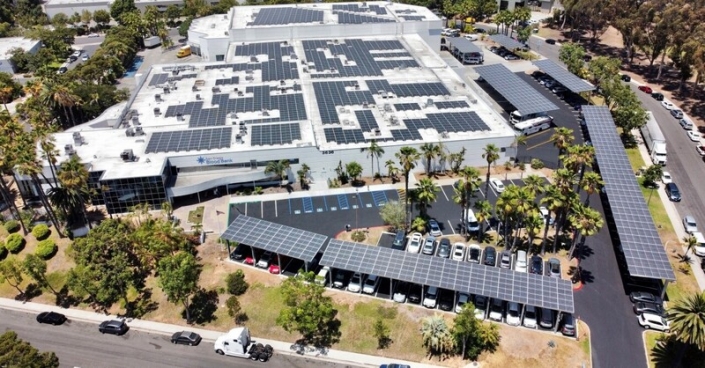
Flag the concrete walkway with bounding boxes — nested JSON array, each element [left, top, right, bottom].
[[0, 297, 443, 368], [633, 133, 705, 291]]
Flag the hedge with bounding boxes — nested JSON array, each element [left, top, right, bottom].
[[4, 220, 20, 233], [36, 239, 57, 260], [32, 224, 50, 240], [5, 233, 25, 253]]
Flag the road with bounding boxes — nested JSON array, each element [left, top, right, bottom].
[[0, 310, 353, 368]]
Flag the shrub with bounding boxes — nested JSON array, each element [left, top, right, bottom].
[[31, 224, 50, 240], [5, 233, 25, 253], [351, 230, 366, 242], [0, 244, 6, 260], [530, 158, 545, 170], [4, 220, 20, 233], [226, 270, 249, 296], [35, 239, 57, 260]]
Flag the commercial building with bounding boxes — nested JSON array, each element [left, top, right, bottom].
[[0, 37, 42, 74], [42, 0, 220, 19], [21, 2, 515, 214]]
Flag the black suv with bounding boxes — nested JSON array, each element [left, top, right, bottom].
[[482, 246, 496, 266], [665, 183, 681, 202], [438, 290, 454, 311], [36, 311, 67, 325], [437, 238, 451, 258], [99, 319, 129, 335], [530, 255, 544, 275], [408, 283, 422, 304], [392, 230, 406, 250]]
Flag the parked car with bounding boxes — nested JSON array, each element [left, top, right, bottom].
[[620, 74, 631, 82], [539, 308, 554, 329], [515, 250, 527, 273], [499, 250, 511, 269], [552, 86, 568, 94], [687, 130, 701, 142], [506, 302, 521, 326], [474, 295, 487, 320], [547, 258, 561, 278], [545, 38, 556, 44], [489, 298, 504, 321], [466, 209, 480, 232], [347, 272, 362, 293], [363, 274, 380, 294], [171, 331, 202, 346], [82, 54, 89, 61], [530, 255, 544, 275], [408, 283, 422, 304], [531, 71, 545, 79], [661, 171, 673, 184], [661, 100, 676, 110], [57, 66, 67, 74], [697, 145, 705, 156], [651, 92, 664, 101], [230, 244, 247, 260], [638, 313, 670, 331], [633, 302, 666, 316], [315, 266, 330, 286], [467, 244, 482, 263], [539, 206, 554, 225], [455, 293, 470, 313], [504, 54, 519, 60], [489, 178, 505, 193], [256, 251, 273, 268], [422, 236, 437, 255], [333, 270, 347, 289], [36, 311, 67, 325], [680, 117, 694, 130], [638, 85, 653, 94], [544, 79, 559, 89], [560, 313, 576, 336], [629, 291, 663, 305], [393, 281, 409, 303], [437, 238, 451, 258], [464, 34, 479, 41], [583, 54, 593, 62], [483, 246, 497, 266], [87, 33, 99, 38], [452, 243, 466, 261], [671, 109, 684, 119], [392, 230, 406, 250], [98, 319, 128, 335], [683, 215, 698, 234], [380, 364, 411, 368], [523, 305, 538, 328], [423, 286, 439, 308], [438, 290, 454, 311], [428, 219, 442, 236], [407, 232, 423, 254], [665, 182, 682, 202]]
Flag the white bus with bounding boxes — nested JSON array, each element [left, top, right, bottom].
[[514, 119, 552, 135], [510, 110, 553, 126]]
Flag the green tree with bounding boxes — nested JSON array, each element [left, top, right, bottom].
[[80, 9, 92, 28], [0, 72, 22, 110], [225, 269, 249, 295], [396, 147, 420, 228], [276, 274, 340, 346], [385, 159, 398, 181], [516, 26, 532, 43], [481, 144, 500, 192], [587, 56, 621, 87], [225, 295, 244, 324], [379, 200, 406, 230], [550, 127, 574, 166], [93, 9, 111, 27], [473, 200, 492, 241], [559, 42, 587, 76], [421, 315, 455, 360], [345, 161, 363, 183], [580, 171, 603, 206], [452, 303, 501, 360], [51, 13, 69, 27], [165, 5, 182, 25], [22, 254, 58, 294], [642, 164, 663, 188], [668, 292, 705, 357], [111, 0, 137, 24], [265, 159, 290, 184], [0, 331, 60, 368], [157, 251, 202, 323], [0, 257, 24, 296], [568, 203, 604, 259], [360, 140, 385, 177], [414, 177, 439, 217], [179, 17, 194, 37], [373, 318, 391, 349], [420, 142, 440, 175]]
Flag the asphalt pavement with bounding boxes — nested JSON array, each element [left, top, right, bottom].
[[0, 309, 349, 368]]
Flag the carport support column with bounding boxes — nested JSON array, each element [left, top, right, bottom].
[[390, 279, 393, 300], [226, 241, 231, 257], [661, 280, 670, 300], [250, 246, 256, 263], [329, 268, 333, 286], [553, 311, 561, 332], [278, 255, 282, 274]]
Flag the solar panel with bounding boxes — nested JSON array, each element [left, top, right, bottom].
[[323, 128, 366, 144], [321, 239, 575, 313], [582, 106, 675, 281], [390, 129, 423, 141], [400, 16, 425, 21], [366, 80, 450, 97], [475, 64, 559, 115], [489, 34, 527, 50], [149, 73, 169, 86], [250, 123, 301, 146], [221, 215, 328, 263], [435, 101, 469, 109], [533, 59, 595, 93], [355, 110, 379, 132], [394, 103, 421, 111], [145, 127, 232, 154], [303, 39, 417, 79], [215, 77, 239, 86], [313, 81, 374, 124], [231, 42, 299, 82], [252, 7, 324, 26], [338, 12, 395, 24], [404, 112, 489, 133], [447, 37, 482, 54]]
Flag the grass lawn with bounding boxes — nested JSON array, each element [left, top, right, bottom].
[[644, 331, 661, 368], [188, 206, 204, 224]]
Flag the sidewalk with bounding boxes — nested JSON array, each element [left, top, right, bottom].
[[634, 134, 705, 291], [0, 297, 442, 368]]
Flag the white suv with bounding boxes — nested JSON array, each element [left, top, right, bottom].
[[423, 286, 439, 308], [407, 232, 423, 254], [638, 313, 670, 331], [362, 274, 379, 294], [489, 298, 504, 322], [465, 209, 480, 232], [523, 305, 538, 328], [347, 272, 362, 293], [506, 302, 521, 326]]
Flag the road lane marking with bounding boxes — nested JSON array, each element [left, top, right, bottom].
[[526, 138, 554, 151], [448, 220, 457, 234], [441, 186, 450, 201]]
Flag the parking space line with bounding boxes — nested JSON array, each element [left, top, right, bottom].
[[526, 138, 554, 151], [323, 196, 329, 211], [441, 186, 450, 201], [477, 187, 485, 198], [261, 201, 264, 217], [288, 198, 292, 215], [447, 220, 456, 235], [275, 201, 278, 217], [244, 202, 248, 216]]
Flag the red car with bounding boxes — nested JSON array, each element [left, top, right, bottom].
[[244, 256, 255, 265], [638, 85, 653, 94], [268, 265, 281, 274]]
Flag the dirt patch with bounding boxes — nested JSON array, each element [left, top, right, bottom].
[[335, 226, 389, 246]]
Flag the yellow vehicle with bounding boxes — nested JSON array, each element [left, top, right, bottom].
[[177, 45, 191, 58], [465, 17, 475, 24]]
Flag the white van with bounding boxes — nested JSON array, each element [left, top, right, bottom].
[[466, 209, 480, 232], [423, 286, 439, 308], [510, 110, 552, 125], [692, 231, 705, 256]]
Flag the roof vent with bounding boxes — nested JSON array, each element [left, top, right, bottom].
[[120, 149, 135, 162], [72, 132, 84, 146], [426, 98, 434, 107], [441, 131, 449, 138], [145, 158, 151, 163], [280, 79, 286, 85], [154, 107, 160, 116], [134, 126, 144, 135], [210, 23, 216, 29], [212, 86, 221, 93], [374, 128, 381, 136], [262, 110, 269, 117], [64, 144, 75, 156], [155, 94, 162, 102], [283, 40, 288, 45], [125, 128, 135, 137]]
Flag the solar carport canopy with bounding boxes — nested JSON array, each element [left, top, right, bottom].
[[221, 215, 328, 263], [475, 64, 559, 115], [582, 106, 675, 281], [532, 59, 595, 93], [489, 34, 527, 50], [322, 239, 575, 313], [448, 37, 482, 54]]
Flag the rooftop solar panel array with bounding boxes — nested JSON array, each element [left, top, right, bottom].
[[250, 123, 302, 146], [332, 3, 388, 15], [215, 77, 239, 86], [321, 239, 575, 313], [355, 110, 379, 132], [489, 34, 527, 50], [303, 39, 418, 78], [394, 103, 421, 111], [145, 127, 232, 154], [390, 129, 423, 141], [533, 59, 595, 93], [400, 16, 426, 21], [582, 106, 675, 281], [405, 112, 489, 133], [149, 72, 198, 87], [221, 215, 328, 263], [365, 79, 450, 97], [338, 12, 395, 24], [435, 101, 469, 109], [251, 7, 324, 26], [323, 128, 366, 144], [313, 81, 374, 124], [230, 42, 299, 82], [475, 64, 559, 115]]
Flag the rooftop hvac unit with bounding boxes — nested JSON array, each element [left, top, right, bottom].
[[342, 119, 351, 126], [362, 102, 369, 108], [176, 113, 184, 121], [390, 116, 399, 125], [246, 69, 253, 74], [155, 94, 162, 102], [374, 128, 381, 136], [212, 86, 221, 93], [192, 86, 199, 92], [426, 98, 434, 107], [280, 79, 286, 85], [210, 23, 215, 29], [290, 53, 297, 60], [262, 110, 270, 117], [245, 75, 253, 81], [134, 126, 144, 135], [441, 131, 449, 138], [235, 134, 242, 142], [384, 104, 392, 112], [302, 67, 308, 73], [196, 94, 201, 100], [354, 83, 360, 90], [154, 107, 160, 116], [72, 132, 84, 146], [64, 144, 75, 156], [237, 91, 244, 96], [126, 128, 135, 137], [250, 55, 257, 62], [132, 116, 139, 125], [120, 149, 135, 162]]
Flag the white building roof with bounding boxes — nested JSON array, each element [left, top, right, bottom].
[[0, 37, 40, 58]]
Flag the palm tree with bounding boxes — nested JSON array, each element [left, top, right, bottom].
[[360, 140, 385, 179], [453, 183, 469, 235], [551, 127, 574, 166], [540, 184, 564, 255], [457, 166, 481, 234], [683, 235, 698, 262], [396, 147, 420, 229], [264, 159, 290, 185], [563, 144, 595, 191], [474, 200, 493, 242], [523, 174, 545, 197], [495, 186, 518, 246], [39, 136, 60, 188], [482, 144, 500, 192], [414, 178, 439, 217], [421, 315, 455, 361], [580, 171, 604, 206], [568, 203, 604, 259], [385, 159, 398, 182], [524, 210, 544, 250], [0, 113, 29, 233], [668, 292, 705, 360], [510, 187, 535, 249], [420, 143, 440, 175], [55, 155, 91, 228]]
